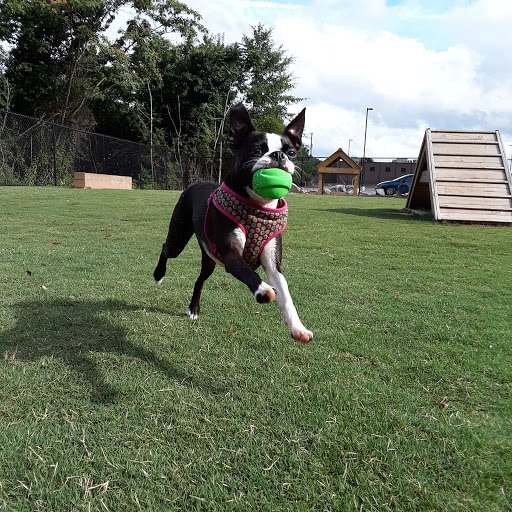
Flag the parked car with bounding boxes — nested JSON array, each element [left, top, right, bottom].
[[376, 174, 414, 196]]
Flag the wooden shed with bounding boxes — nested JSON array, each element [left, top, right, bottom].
[[316, 148, 361, 196], [405, 129, 512, 223]]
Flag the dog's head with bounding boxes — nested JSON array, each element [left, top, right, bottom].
[[226, 103, 305, 202]]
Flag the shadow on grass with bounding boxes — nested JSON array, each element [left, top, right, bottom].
[[315, 206, 433, 222], [1, 298, 223, 403]]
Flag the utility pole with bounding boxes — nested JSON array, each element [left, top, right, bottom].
[[360, 107, 373, 194]]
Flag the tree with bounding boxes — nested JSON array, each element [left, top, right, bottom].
[[239, 24, 302, 132], [95, 24, 303, 182], [0, 47, 12, 111], [0, 0, 202, 126], [0, 0, 112, 125], [1, 1, 304, 184], [158, 36, 242, 172], [295, 145, 320, 186]]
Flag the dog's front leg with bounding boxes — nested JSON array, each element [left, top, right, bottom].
[[260, 240, 313, 343], [222, 249, 276, 303], [206, 211, 276, 303]]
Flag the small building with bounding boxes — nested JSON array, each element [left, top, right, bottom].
[[316, 148, 361, 195]]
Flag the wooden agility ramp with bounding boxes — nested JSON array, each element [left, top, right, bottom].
[[406, 129, 512, 223]]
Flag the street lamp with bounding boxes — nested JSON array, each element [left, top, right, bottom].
[[360, 107, 373, 194], [302, 132, 313, 188], [348, 139, 353, 157]]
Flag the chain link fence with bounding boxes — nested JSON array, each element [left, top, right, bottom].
[[0, 110, 202, 189], [2, 109, 401, 190]]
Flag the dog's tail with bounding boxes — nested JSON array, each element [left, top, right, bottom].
[[153, 191, 195, 284]]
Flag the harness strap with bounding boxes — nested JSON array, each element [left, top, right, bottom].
[[205, 183, 288, 270]]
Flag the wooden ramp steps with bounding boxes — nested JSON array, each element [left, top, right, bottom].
[[406, 130, 512, 223]]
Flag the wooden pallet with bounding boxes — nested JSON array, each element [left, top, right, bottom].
[[406, 130, 512, 223]]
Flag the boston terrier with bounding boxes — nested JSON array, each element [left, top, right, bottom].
[[153, 103, 313, 343]]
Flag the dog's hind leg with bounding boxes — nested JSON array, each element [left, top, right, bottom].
[[153, 196, 195, 284], [187, 249, 216, 319]]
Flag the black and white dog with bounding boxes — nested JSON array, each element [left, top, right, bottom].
[[153, 103, 313, 342]]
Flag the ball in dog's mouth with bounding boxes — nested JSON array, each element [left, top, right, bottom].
[[252, 168, 292, 199]]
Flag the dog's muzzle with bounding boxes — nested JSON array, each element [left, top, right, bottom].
[[266, 151, 293, 173], [269, 151, 286, 166]]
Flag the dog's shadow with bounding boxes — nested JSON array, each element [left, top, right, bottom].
[[315, 207, 433, 222], [1, 298, 221, 403]]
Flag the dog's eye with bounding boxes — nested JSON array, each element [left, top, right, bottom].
[[251, 147, 263, 157], [287, 149, 297, 158]]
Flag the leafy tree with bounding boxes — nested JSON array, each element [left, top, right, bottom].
[[295, 145, 320, 185], [239, 24, 302, 131], [158, 36, 241, 172], [1, 1, 304, 184], [95, 20, 170, 144], [0, 0, 202, 126], [96, 31, 243, 174], [0, 47, 12, 111], [0, 0, 112, 125], [95, 23, 303, 181]]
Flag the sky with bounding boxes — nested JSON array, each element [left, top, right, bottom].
[[175, 0, 512, 160]]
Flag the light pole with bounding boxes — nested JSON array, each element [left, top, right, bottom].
[[302, 132, 313, 188], [348, 139, 353, 157], [360, 107, 373, 194]]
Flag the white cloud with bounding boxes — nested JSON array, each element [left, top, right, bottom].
[[182, 0, 512, 159], [301, 102, 429, 158], [275, 19, 486, 155]]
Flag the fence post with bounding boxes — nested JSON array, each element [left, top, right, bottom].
[[138, 143, 142, 189], [164, 149, 168, 190], [52, 126, 57, 186]]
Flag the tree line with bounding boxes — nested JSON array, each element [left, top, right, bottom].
[[0, 0, 317, 183]]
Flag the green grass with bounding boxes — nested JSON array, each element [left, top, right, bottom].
[[0, 186, 510, 511]]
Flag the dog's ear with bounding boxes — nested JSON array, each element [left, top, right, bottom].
[[229, 103, 256, 145], [283, 108, 306, 150]]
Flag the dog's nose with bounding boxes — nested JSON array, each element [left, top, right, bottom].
[[269, 151, 286, 162]]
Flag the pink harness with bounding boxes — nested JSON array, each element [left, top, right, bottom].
[[205, 183, 288, 270]]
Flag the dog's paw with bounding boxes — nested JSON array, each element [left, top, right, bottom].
[[254, 283, 276, 303], [289, 324, 313, 343], [187, 306, 199, 320], [155, 277, 164, 285]]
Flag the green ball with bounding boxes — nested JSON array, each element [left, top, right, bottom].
[[252, 168, 292, 199]]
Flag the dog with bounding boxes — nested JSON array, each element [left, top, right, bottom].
[[153, 103, 313, 343]]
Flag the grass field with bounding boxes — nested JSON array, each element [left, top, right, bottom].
[[0, 186, 510, 511]]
